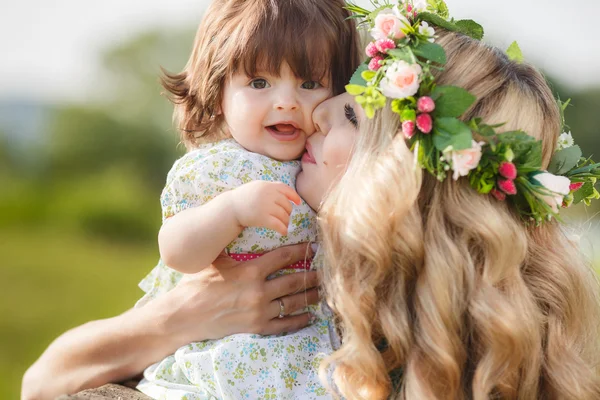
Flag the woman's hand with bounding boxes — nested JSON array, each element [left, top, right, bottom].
[[22, 243, 319, 400], [159, 242, 320, 348]]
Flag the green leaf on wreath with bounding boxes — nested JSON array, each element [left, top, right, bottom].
[[419, 12, 457, 32], [548, 145, 582, 175], [573, 181, 596, 204], [349, 63, 369, 86], [345, 84, 366, 96], [431, 85, 476, 118], [412, 42, 447, 64], [388, 47, 416, 64], [433, 117, 473, 151], [454, 20, 484, 40], [506, 41, 524, 63], [497, 131, 542, 169]]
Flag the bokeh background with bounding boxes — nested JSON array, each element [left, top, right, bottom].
[[1, 0, 599, 398]]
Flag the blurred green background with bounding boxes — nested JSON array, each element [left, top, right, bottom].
[[2, 0, 600, 399]]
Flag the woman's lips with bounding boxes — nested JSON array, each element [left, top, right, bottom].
[[302, 142, 317, 164]]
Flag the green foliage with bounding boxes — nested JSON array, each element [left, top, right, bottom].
[[349, 63, 369, 86], [548, 145, 582, 175], [506, 41, 524, 63], [431, 85, 476, 118], [433, 117, 472, 151], [412, 42, 446, 64]]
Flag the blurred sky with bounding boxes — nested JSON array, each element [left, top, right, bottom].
[[1, 0, 599, 103]]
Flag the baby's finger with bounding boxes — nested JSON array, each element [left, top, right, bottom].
[[275, 196, 294, 215], [275, 183, 302, 206], [265, 216, 288, 236], [271, 205, 291, 227]]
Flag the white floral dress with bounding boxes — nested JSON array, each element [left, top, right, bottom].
[[136, 139, 335, 399]]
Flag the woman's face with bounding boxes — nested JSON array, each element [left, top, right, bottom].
[[296, 93, 363, 210]]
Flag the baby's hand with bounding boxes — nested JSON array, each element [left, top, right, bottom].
[[230, 181, 302, 236]]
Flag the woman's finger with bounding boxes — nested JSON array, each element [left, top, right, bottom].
[[250, 244, 313, 278], [265, 270, 319, 300], [269, 288, 320, 319], [260, 313, 313, 336]]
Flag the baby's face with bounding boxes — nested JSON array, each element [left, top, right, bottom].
[[220, 62, 331, 161]]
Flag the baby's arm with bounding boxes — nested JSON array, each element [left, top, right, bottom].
[[159, 180, 301, 273]]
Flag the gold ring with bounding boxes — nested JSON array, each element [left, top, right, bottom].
[[277, 298, 285, 319]]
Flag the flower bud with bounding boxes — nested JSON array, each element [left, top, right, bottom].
[[402, 120, 416, 139], [498, 179, 517, 195], [417, 96, 435, 113], [498, 162, 517, 180], [416, 113, 433, 134]]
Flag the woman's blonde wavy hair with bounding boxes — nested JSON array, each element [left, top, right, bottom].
[[319, 30, 600, 400]]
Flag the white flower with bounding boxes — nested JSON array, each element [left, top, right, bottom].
[[371, 9, 409, 40], [418, 21, 435, 43], [532, 171, 571, 212], [379, 60, 422, 99], [447, 141, 484, 181], [402, 0, 428, 12], [557, 131, 574, 150]]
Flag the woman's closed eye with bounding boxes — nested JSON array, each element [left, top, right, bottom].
[[344, 103, 358, 128], [250, 78, 270, 89]]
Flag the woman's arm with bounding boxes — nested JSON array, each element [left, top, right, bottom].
[[22, 244, 318, 400], [159, 181, 301, 273]]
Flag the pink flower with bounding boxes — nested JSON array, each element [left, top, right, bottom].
[[365, 42, 379, 58], [498, 179, 517, 195], [380, 60, 422, 99], [448, 140, 484, 181], [375, 38, 396, 54], [416, 113, 432, 134], [402, 120, 416, 139], [368, 56, 384, 71], [417, 96, 435, 113], [371, 9, 408, 40], [570, 182, 584, 192], [498, 162, 517, 180], [490, 189, 507, 201]]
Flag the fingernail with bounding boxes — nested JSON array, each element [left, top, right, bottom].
[[310, 243, 319, 254], [308, 313, 317, 325]]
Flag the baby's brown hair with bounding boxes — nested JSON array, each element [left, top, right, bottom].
[[162, 0, 361, 149]]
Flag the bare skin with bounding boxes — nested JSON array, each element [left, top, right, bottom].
[[21, 244, 319, 400]]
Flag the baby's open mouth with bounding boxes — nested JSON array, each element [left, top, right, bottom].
[[267, 124, 298, 134]]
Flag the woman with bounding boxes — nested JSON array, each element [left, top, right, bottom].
[[25, 29, 600, 400], [306, 30, 600, 399]]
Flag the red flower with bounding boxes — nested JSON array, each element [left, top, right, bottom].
[[368, 56, 384, 71], [366, 42, 379, 58], [417, 96, 435, 113], [490, 189, 507, 201], [498, 162, 517, 180], [416, 113, 432, 134], [402, 120, 416, 139], [498, 179, 517, 195], [569, 182, 584, 192]]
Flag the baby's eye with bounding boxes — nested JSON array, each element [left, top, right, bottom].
[[250, 79, 270, 89], [301, 81, 321, 90]]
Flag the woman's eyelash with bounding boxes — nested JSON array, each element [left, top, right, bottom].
[[344, 104, 358, 128]]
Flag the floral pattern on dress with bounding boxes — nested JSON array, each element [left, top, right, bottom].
[[136, 139, 333, 399], [137, 139, 317, 307]]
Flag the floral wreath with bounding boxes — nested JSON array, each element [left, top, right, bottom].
[[344, 0, 600, 224]]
